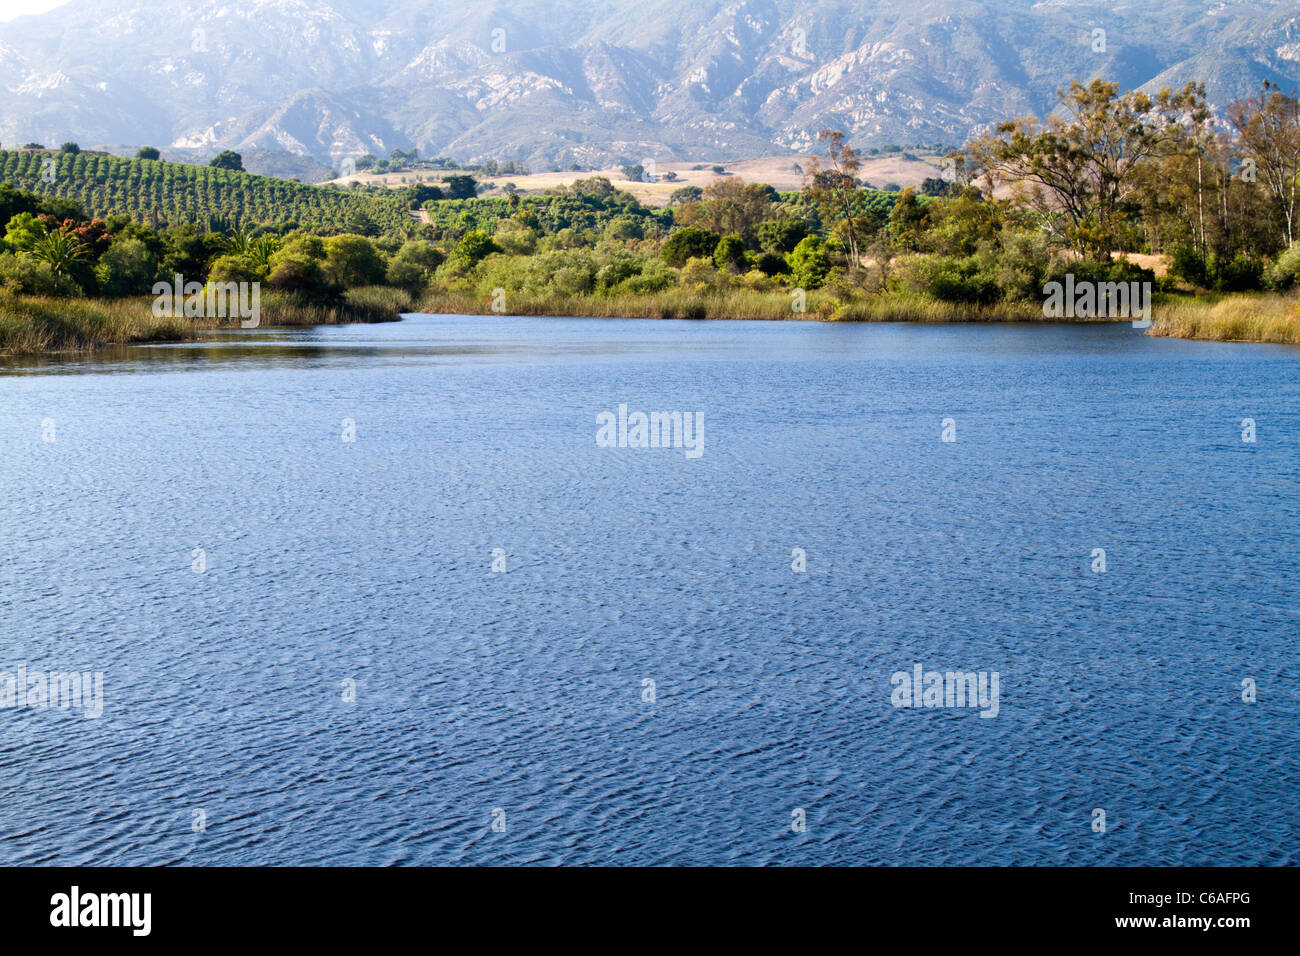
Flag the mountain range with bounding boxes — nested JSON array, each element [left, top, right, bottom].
[[0, 0, 1297, 177]]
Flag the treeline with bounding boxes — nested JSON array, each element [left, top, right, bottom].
[[959, 79, 1300, 294], [0, 181, 438, 308]]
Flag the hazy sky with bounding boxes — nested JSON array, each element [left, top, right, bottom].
[[0, 0, 69, 21]]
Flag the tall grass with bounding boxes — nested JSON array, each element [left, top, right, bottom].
[[1150, 294, 1300, 345], [831, 296, 1045, 322], [0, 295, 189, 353], [256, 288, 414, 327], [418, 288, 1049, 322], [0, 287, 414, 354], [417, 288, 827, 320]]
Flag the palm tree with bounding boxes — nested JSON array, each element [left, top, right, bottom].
[[26, 228, 86, 275], [222, 226, 278, 271], [248, 235, 279, 272], [221, 225, 256, 256]]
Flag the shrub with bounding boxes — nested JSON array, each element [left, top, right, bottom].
[[386, 240, 444, 290], [973, 232, 1049, 302], [1044, 258, 1155, 289], [897, 254, 999, 304], [757, 218, 809, 254], [453, 230, 501, 267], [1170, 246, 1209, 287], [787, 236, 832, 290], [680, 257, 722, 290], [0, 252, 80, 296], [1209, 253, 1264, 293], [324, 234, 388, 287], [207, 253, 264, 284], [551, 265, 595, 296], [615, 263, 677, 294], [661, 227, 721, 266], [96, 237, 158, 297], [494, 221, 537, 256], [1263, 244, 1300, 291], [596, 257, 642, 292], [604, 216, 644, 241], [713, 234, 747, 272], [738, 270, 778, 292], [755, 251, 791, 276], [669, 186, 703, 205]]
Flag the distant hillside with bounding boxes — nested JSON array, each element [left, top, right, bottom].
[[0, 150, 412, 232], [0, 0, 1295, 170]]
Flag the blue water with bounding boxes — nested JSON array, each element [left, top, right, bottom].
[[1, 315, 1297, 865]]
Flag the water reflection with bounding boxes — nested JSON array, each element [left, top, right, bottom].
[[6, 312, 1288, 378]]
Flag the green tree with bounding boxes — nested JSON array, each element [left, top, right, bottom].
[[787, 235, 831, 289], [209, 150, 245, 172], [323, 235, 387, 288], [136, 147, 162, 161], [27, 228, 86, 275], [1228, 82, 1300, 247], [965, 79, 1206, 258], [207, 253, 263, 284], [713, 234, 747, 272], [757, 217, 809, 254], [888, 187, 929, 252], [386, 240, 445, 289], [3, 212, 48, 252], [661, 227, 721, 266], [453, 230, 500, 266], [443, 175, 478, 200], [96, 237, 158, 296], [805, 129, 865, 260]]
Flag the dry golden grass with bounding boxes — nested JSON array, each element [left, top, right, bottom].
[[1150, 294, 1300, 345], [416, 288, 1053, 323], [417, 288, 831, 320], [327, 153, 947, 207]]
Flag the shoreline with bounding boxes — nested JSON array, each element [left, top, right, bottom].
[[0, 287, 412, 356], [413, 290, 1300, 345], [3, 289, 1297, 356]]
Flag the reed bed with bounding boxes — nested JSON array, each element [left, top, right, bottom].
[[0, 287, 414, 354], [1149, 294, 1300, 345], [418, 289, 1054, 323]]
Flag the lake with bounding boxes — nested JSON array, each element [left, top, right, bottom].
[[1, 314, 1296, 865]]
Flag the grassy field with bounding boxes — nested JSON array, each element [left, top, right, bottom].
[[328, 153, 947, 207]]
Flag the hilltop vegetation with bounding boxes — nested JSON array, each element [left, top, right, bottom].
[[0, 149, 412, 234]]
